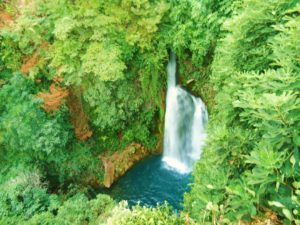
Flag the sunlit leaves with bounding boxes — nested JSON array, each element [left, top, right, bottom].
[[245, 145, 285, 170], [82, 42, 125, 82], [105, 201, 182, 225], [53, 16, 77, 41], [115, 0, 169, 50]]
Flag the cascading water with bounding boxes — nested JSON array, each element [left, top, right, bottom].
[[101, 53, 208, 210], [163, 53, 208, 173]]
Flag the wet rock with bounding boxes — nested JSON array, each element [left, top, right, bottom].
[[100, 143, 150, 188]]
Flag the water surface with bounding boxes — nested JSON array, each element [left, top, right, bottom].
[[101, 155, 191, 210]]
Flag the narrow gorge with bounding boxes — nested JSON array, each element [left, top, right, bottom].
[[102, 53, 208, 210]]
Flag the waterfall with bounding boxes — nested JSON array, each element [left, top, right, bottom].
[[162, 53, 208, 173]]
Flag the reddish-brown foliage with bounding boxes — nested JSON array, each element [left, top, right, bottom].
[[20, 52, 39, 75], [39, 41, 49, 50], [37, 84, 69, 113], [240, 208, 280, 225], [53, 76, 64, 83], [0, 11, 13, 27], [67, 90, 93, 141], [20, 42, 49, 75]]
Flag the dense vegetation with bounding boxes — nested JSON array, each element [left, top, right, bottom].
[[184, 0, 300, 224], [0, 0, 299, 224]]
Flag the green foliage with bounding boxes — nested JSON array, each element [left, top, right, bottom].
[[0, 168, 115, 225], [50, 142, 105, 185], [42, 0, 168, 148], [170, 0, 240, 64], [0, 1, 171, 222], [0, 74, 103, 186], [0, 0, 169, 154], [47, 0, 167, 86], [212, 0, 297, 89], [37, 193, 115, 225], [0, 4, 53, 76], [167, 0, 241, 112], [105, 201, 182, 225], [185, 0, 300, 223], [84, 80, 143, 131], [0, 169, 59, 224], [0, 74, 71, 161], [82, 43, 125, 82]]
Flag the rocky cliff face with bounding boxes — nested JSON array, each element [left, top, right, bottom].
[[100, 143, 152, 188]]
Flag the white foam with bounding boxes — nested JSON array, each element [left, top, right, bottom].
[[162, 157, 191, 174], [162, 52, 208, 173]]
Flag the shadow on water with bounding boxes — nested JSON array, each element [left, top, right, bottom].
[[95, 155, 192, 211]]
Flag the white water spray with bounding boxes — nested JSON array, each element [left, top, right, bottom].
[[163, 53, 208, 173]]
